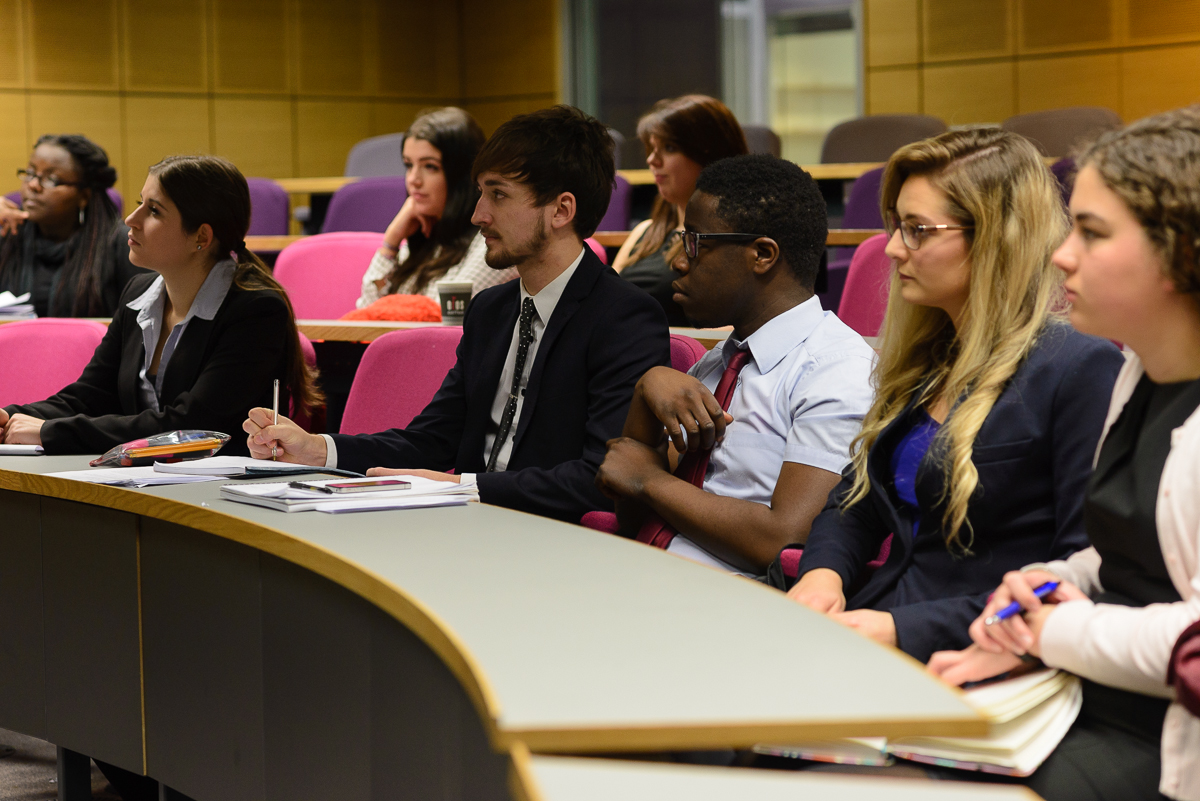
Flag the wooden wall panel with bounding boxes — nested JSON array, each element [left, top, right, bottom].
[[296, 0, 367, 95], [296, 100, 371, 176], [28, 94, 123, 198], [1128, 0, 1200, 44], [124, 0, 207, 92], [0, 93, 28, 194], [1019, 0, 1115, 53], [371, 101, 431, 137], [123, 97, 212, 202], [464, 96, 557, 136], [923, 61, 1015, 125], [0, 0, 23, 88], [461, 0, 557, 99], [27, 0, 118, 89], [374, 0, 460, 98], [865, 0, 919, 67], [866, 68, 920, 115], [1123, 45, 1200, 121], [214, 98, 294, 179], [213, 0, 290, 93], [923, 0, 1012, 62], [1017, 53, 1121, 115]]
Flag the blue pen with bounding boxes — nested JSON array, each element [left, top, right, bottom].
[[983, 581, 1059, 626]]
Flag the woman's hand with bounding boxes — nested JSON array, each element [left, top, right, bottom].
[[928, 644, 1025, 686], [2, 413, 44, 445], [833, 609, 896, 646], [243, 407, 327, 465], [970, 569, 1084, 655], [382, 197, 437, 251], [786, 567, 847, 614], [0, 197, 27, 237]]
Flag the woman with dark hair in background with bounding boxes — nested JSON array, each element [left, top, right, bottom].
[[356, 106, 517, 310], [0, 154, 321, 456], [0, 134, 145, 316], [610, 95, 748, 326]]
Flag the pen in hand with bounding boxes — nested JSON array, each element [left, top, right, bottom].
[[984, 581, 1060, 626], [271, 379, 280, 461]]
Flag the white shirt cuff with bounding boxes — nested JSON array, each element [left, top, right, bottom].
[[320, 434, 338, 469], [457, 473, 476, 487]]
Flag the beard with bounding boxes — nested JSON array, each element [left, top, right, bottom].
[[482, 218, 548, 270]]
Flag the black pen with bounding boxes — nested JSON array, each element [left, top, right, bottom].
[[288, 481, 332, 494]]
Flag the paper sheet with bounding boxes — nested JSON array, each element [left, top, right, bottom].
[[0, 445, 44, 455], [45, 466, 222, 487]]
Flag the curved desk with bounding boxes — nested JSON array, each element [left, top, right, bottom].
[[0, 456, 982, 801]]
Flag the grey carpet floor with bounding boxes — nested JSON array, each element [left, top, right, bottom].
[[0, 729, 120, 801]]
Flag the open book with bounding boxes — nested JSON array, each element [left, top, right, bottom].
[[755, 668, 1082, 776]]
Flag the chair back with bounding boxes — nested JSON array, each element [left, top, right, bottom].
[[1049, 157, 1076, 209], [290, 333, 319, 432], [596, 175, 633, 232], [820, 114, 947, 163], [741, 124, 782, 157], [274, 231, 385, 319], [836, 233, 892, 336], [322, 176, 407, 234], [585, 237, 607, 265], [607, 128, 626, 169], [824, 166, 887, 312], [246, 178, 289, 236], [0, 319, 108, 405], [344, 133, 406, 177], [340, 327, 463, 435], [669, 334, 706, 372], [1001, 107, 1121, 158]]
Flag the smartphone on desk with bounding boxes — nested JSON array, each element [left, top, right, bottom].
[[289, 479, 411, 494]]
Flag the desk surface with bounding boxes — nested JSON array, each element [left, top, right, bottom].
[[0, 456, 982, 754]]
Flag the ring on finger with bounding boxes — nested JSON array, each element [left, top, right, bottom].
[[271, 445, 278, 458]]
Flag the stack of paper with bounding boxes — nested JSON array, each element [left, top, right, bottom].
[[45, 466, 222, 487], [755, 668, 1082, 777], [219, 474, 478, 514], [0, 444, 44, 455], [153, 455, 344, 477], [0, 291, 35, 319]]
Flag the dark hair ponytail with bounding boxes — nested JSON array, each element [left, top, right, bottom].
[[149, 155, 323, 417]]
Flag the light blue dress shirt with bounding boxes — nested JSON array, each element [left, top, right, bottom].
[[666, 295, 877, 573]]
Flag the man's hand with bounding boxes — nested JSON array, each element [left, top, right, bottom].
[[833, 609, 897, 646], [786, 567, 846, 614], [365, 467, 461, 483], [0, 197, 27, 237], [595, 436, 670, 500], [243, 407, 327, 465], [969, 569, 1084, 655], [928, 644, 1025, 686], [2, 413, 44, 445], [636, 367, 733, 453]]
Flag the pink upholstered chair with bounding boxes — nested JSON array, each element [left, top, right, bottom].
[[0, 319, 107, 406], [339, 327, 463, 435], [290, 333, 319, 432], [274, 232, 385, 320], [585, 237, 607, 265], [836, 233, 892, 337]]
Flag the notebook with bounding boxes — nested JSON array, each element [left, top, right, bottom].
[[219, 475, 478, 514]]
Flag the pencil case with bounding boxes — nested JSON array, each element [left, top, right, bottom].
[[90, 430, 231, 467]]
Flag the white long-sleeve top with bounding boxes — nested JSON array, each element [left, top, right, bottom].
[[356, 231, 517, 308]]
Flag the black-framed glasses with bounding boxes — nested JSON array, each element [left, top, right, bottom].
[[886, 212, 973, 250], [16, 169, 80, 190], [670, 230, 763, 260]]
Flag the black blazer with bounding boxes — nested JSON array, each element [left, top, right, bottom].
[[4, 272, 291, 456], [330, 248, 671, 522], [792, 324, 1124, 663]]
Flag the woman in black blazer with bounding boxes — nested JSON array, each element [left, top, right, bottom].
[[776, 128, 1124, 663], [0, 155, 320, 456]]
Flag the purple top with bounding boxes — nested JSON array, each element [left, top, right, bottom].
[[889, 409, 941, 536]]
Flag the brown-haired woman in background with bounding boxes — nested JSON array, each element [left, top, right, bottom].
[[0, 155, 320, 455], [610, 95, 748, 326]]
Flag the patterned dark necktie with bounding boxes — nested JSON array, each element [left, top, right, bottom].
[[637, 348, 752, 549], [486, 297, 538, 472]]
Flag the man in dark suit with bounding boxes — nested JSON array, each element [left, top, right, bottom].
[[245, 106, 670, 522]]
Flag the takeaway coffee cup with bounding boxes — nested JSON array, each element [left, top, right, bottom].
[[436, 281, 474, 325]]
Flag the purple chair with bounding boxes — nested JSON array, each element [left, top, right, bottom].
[[246, 178, 289, 236], [0, 319, 108, 405], [273, 231, 385, 319], [742, 125, 782, 157], [821, 166, 885, 312], [5, 188, 123, 216], [344, 133, 406, 177], [321, 176, 407, 234], [596, 175, 633, 232], [340, 327, 463, 435], [1050, 157, 1076, 210]]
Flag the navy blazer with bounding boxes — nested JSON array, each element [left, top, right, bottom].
[[5, 272, 291, 456], [793, 324, 1124, 663], [330, 248, 671, 522]]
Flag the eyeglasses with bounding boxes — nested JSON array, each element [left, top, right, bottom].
[[16, 169, 80, 190], [670, 230, 763, 260], [887, 212, 973, 250]]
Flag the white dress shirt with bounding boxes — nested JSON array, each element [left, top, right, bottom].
[[666, 295, 877, 573], [323, 247, 586, 478]]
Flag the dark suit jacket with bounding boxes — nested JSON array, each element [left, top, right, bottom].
[[5, 272, 291, 456], [330, 248, 671, 522], [793, 324, 1124, 663]]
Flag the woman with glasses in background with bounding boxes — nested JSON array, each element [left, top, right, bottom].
[[0, 134, 144, 317], [775, 128, 1124, 665]]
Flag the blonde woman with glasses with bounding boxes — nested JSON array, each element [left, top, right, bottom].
[[777, 128, 1124, 664]]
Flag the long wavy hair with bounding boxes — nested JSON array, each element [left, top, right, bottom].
[[0, 134, 122, 316], [149, 155, 323, 416], [630, 95, 748, 262], [385, 107, 485, 295], [845, 128, 1067, 554]]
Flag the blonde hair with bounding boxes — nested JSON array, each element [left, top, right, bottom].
[[845, 128, 1067, 553]]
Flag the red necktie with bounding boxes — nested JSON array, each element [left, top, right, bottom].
[[637, 348, 751, 549]]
